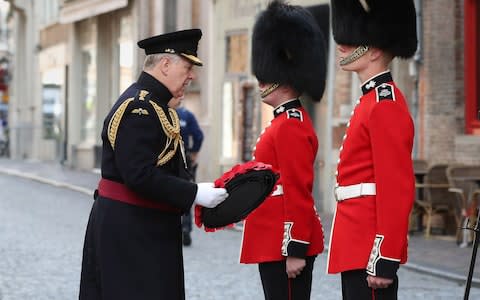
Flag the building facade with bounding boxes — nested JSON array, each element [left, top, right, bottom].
[[4, 0, 480, 212]]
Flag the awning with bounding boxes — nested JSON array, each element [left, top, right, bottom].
[[59, 0, 128, 24]]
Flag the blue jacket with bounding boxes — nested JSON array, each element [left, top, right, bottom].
[[176, 107, 204, 153]]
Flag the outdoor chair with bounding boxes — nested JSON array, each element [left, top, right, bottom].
[[446, 164, 480, 247], [409, 159, 429, 232], [415, 164, 457, 238], [413, 159, 428, 177]]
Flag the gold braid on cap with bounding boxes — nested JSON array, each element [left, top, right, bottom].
[[358, 0, 370, 12], [107, 97, 135, 149], [149, 101, 186, 166]]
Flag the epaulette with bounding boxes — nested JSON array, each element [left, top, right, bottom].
[[286, 108, 303, 122], [375, 84, 396, 102], [107, 89, 151, 149], [107, 97, 135, 149]]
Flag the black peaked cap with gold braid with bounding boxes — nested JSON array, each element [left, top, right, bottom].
[[251, 0, 327, 102], [331, 0, 418, 58], [137, 29, 203, 66]]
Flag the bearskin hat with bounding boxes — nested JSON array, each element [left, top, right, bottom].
[[331, 0, 418, 58], [251, 0, 327, 102]]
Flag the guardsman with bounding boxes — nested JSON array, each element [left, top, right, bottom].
[[239, 1, 327, 299], [79, 29, 228, 300], [326, 1, 418, 299]]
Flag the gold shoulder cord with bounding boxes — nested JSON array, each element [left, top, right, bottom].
[[149, 101, 186, 166], [107, 97, 135, 149]]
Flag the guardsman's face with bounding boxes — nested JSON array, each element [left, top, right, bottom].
[[167, 57, 196, 98], [258, 82, 283, 107], [337, 44, 369, 72]]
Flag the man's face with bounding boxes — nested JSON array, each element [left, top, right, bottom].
[[166, 57, 196, 98]]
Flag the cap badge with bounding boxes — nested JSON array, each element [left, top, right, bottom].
[[358, 0, 371, 12], [164, 48, 175, 53]]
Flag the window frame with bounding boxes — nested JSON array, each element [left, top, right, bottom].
[[465, 0, 479, 134]]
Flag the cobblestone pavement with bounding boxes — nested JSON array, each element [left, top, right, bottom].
[[0, 174, 90, 300], [184, 227, 480, 300], [0, 159, 480, 299]]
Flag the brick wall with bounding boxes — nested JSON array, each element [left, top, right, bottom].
[[419, 0, 460, 164], [419, 0, 480, 165]]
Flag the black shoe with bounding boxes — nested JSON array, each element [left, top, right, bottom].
[[182, 232, 192, 246]]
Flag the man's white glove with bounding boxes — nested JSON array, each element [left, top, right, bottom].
[[194, 182, 228, 208]]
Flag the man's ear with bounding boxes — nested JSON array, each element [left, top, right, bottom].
[[158, 56, 170, 76], [368, 47, 383, 62]]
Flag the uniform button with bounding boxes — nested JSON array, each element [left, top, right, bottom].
[[343, 134, 347, 140], [339, 146, 343, 151], [335, 170, 338, 176], [337, 158, 341, 164]]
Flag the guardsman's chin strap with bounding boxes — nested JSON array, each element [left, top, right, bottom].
[[260, 83, 280, 98], [339, 45, 370, 66]]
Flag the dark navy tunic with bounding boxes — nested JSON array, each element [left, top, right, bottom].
[[80, 71, 197, 300]]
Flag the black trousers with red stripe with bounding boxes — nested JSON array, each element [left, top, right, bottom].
[[341, 269, 398, 300], [258, 256, 316, 300]]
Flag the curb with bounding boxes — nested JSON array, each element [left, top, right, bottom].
[[0, 167, 93, 196], [403, 262, 480, 288], [1, 166, 479, 288]]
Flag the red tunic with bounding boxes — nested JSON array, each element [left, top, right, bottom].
[[240, 100, 324, 263], [327, 71, 415, 279]]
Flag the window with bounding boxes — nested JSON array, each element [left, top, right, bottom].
[[225, 32, 248, 74], [118, 14, 133, 94], [79, 19, 97, 143], [465, 0, 479, 134]]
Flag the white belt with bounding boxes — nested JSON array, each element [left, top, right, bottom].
[[335, 183, 376, 202], [271, 184, 283, 196]]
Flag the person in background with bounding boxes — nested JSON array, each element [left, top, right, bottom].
[[79, 29, 228, 300], [239, 2, 327, 299], [326, 1, 417, 299], [176, 101, 204, 246]]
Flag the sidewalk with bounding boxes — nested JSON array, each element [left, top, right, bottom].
[[0, 158, 478, 287]]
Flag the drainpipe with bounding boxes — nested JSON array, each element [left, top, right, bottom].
[[322, 20, 337, 213], [412, 0, 423, 158]]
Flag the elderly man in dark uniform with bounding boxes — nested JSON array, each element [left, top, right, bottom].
[[79, 29, 228, 300]]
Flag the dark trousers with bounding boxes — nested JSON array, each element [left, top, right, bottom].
[[258, 256, 316, 300], [341, 269, 398, 300], [181, 208, 192, 233]]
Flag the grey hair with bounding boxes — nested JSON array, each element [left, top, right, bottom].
[[143, 53, 181, 70]]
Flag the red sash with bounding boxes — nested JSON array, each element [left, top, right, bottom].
[[98, 178, 181, 213]]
